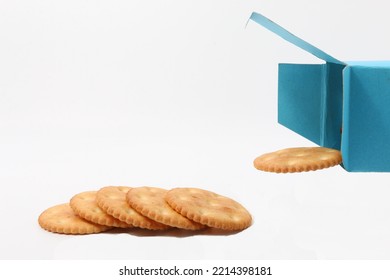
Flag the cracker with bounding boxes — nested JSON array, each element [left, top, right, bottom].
[[165, 188, 252, 231], [127, 187, 205, 230], [38, 203, 111, 234], [96, 186, 169, 230], [70, 191, 133, 228], [253, 147, 342, 173]]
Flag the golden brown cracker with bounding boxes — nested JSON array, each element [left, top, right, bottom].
[[126, 187, 205, 230], [165, 188, 252, 231], [38, 203, 111, 234], [96, 186, 169, 230], [253, 147, 342, 173], [70, 191, 133, 228]]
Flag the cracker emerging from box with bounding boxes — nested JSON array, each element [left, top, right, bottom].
[[70, 191, 133, 228], [253, 147, 342, 173], [96, 186, 169, 230], [127, 187, 205, 230], [165, 188, 252, 231], [38, 203, 111, 234]]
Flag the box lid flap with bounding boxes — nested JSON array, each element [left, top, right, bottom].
[[249, 12, 346, 65]]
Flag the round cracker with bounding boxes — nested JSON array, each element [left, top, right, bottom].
[[253, 147, 342, 173], [165, 188, 252, 231], [96, 186, 169, 230], [70, 191, 133, 228], [127, 187, 205, 230], [38, 203, 111, 234]]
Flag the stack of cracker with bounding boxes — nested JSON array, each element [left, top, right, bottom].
[[38, 186, 252, 235]]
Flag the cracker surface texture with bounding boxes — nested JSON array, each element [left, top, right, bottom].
[[38, 203, 111, 234], [253, 147, 342, 173], [96, 186, 169, 230], [70, 191, 133, 228], [127, 187, 205, 230], [165, 188, 252, 231]]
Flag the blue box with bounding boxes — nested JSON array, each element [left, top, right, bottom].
[[249, 12, 390, 172]]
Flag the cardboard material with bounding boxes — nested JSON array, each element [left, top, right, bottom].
[[249, 12, 390, 172]]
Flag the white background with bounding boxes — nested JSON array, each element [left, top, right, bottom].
[[1, 0, 390, 260]]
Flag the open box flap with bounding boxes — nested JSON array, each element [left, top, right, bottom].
[[249, 12, 345, 65], [278, 62, 344, 150]]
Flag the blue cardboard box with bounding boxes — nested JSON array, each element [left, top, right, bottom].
[[249, 12, 390, 172]]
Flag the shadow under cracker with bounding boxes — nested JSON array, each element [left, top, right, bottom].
[[103, 227, 242, 238]]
